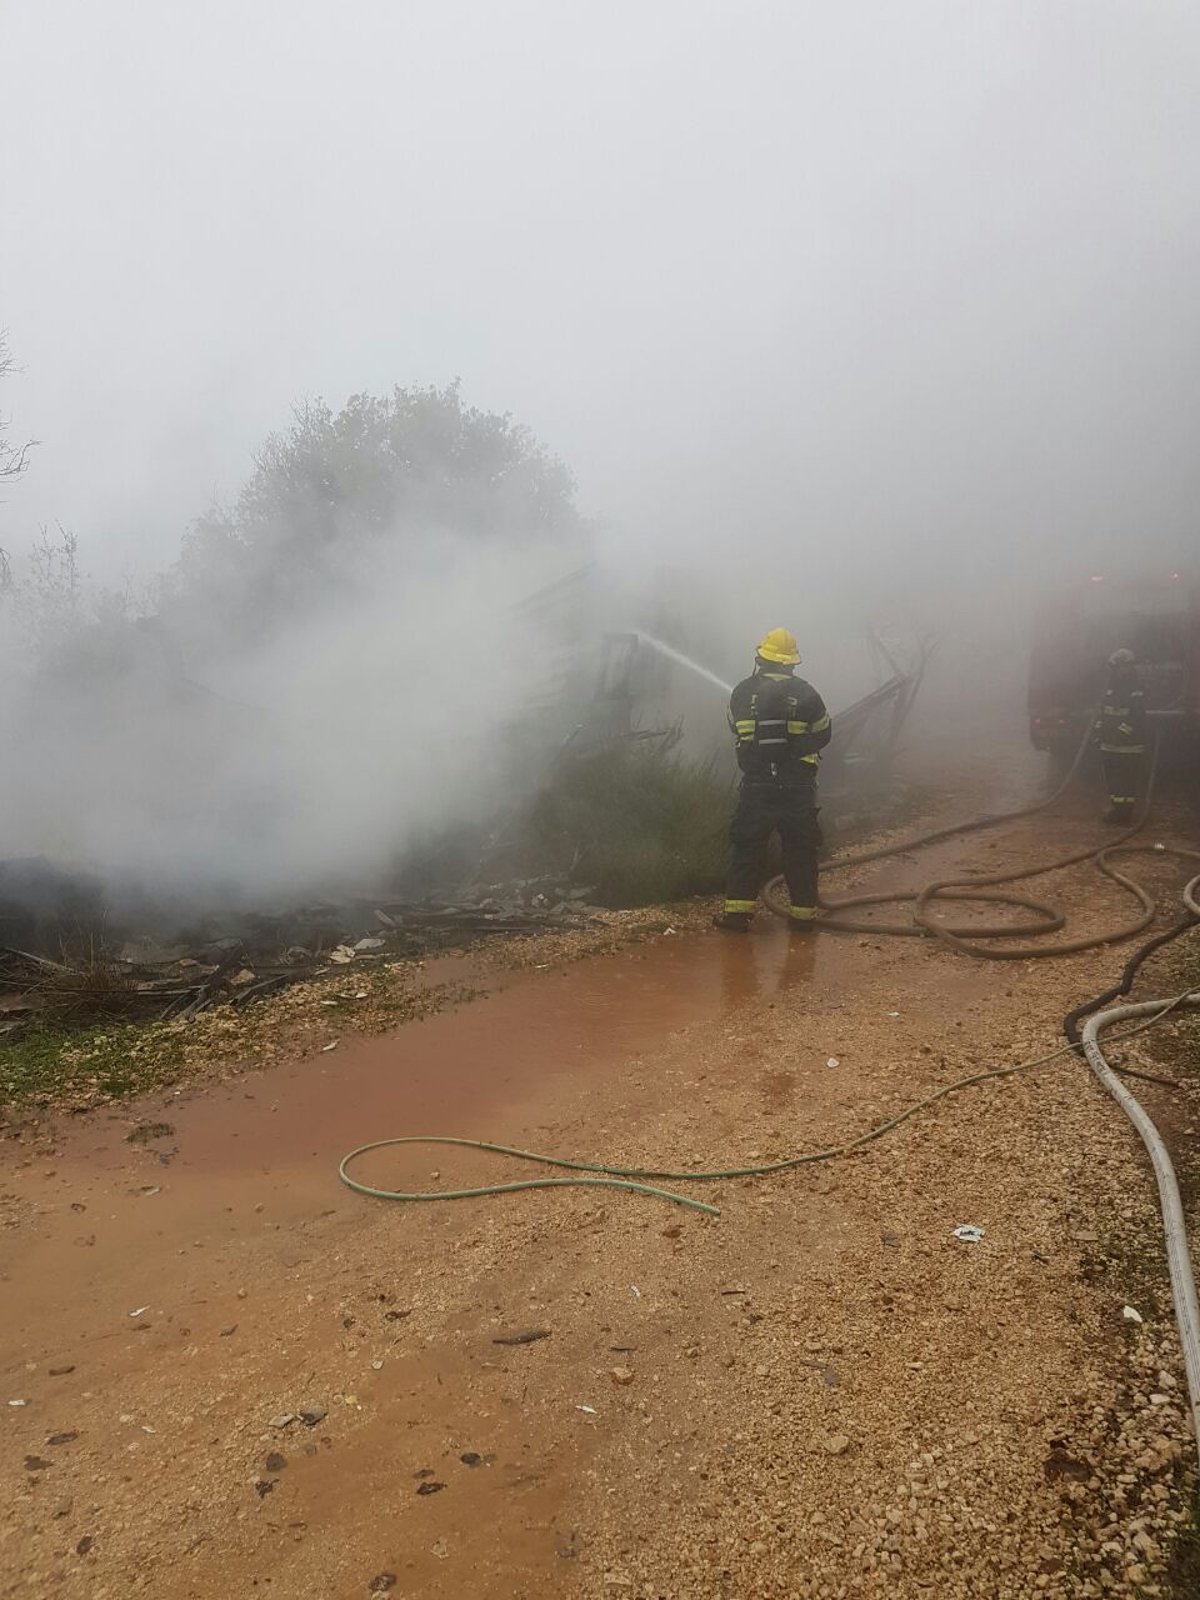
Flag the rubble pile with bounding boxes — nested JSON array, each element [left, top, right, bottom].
[[0, 874, 597, 1040]]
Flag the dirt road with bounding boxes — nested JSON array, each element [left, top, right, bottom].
[[3, 784, 1199, 1599]]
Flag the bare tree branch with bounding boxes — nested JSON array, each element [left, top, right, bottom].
[[0, 331, 38, 484]]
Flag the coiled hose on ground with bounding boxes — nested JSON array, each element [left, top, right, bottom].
[[764, 724, 1200, 959]]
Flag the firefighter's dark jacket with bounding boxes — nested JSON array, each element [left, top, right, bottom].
[[1094, 674, 1147, 754], [728, 666, 831, 779]]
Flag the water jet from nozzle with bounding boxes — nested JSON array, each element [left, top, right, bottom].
[[634, 632, 733, 696]]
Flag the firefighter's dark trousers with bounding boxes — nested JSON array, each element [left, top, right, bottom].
[[724, 774, 820, 918], [1102, 749, 1143, 813]]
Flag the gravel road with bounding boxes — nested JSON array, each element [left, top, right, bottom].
[[3, 786, 1198, 1599]]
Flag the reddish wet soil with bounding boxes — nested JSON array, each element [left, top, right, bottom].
[[3, 783, 1199, 1599], [3, 930, 855, 1338], [1, 925, 869, 1600]]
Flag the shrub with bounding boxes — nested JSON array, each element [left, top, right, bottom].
[[527, 729, 732, 906]]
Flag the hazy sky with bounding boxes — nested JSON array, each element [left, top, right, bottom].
[[3, 0, 1198, 593]]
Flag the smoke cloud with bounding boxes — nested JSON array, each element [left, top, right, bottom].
[[2, 1, 1197, 899], [0, 530, 581, 898]]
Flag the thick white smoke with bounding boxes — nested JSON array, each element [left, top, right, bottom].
[[0, 530, 575, 900]]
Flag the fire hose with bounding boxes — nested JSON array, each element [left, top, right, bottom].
[[338, 973, 1198, 1217], [1082, 995, 1200, 1452], [763, 723, 1200, 959]]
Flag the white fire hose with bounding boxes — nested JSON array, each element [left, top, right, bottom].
[[1081, 980, 1200, 1456]]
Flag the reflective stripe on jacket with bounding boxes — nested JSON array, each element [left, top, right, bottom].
[[1093, 682, 1147, 754], [728, 669, 831, 778]]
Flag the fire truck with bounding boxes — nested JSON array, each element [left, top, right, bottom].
[[1028, 569, 1200, 763]]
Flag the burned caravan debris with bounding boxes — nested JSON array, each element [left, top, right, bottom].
[[818, 634, 932, 818], [585, 625, 931, 818]]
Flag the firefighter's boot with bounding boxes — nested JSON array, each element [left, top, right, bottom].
[[788, 905, 821, 933], [713, 909, 752, 932]]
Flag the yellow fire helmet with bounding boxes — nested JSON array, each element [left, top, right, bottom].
[[756, 627, 802, 666]]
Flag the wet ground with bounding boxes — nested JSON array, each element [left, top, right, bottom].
[[3, 776, 1199, 1599], [3, 928, 859, 1353], [2, 920, 879, 1600]]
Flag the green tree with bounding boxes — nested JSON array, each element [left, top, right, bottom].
[[177, 383, 585, 625]]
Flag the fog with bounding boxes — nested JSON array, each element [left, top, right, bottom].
[[2, 1, 1198, 896], [0, 535, 581, 896]]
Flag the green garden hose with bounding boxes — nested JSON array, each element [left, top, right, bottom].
[[338, 991, 1195, 1215]]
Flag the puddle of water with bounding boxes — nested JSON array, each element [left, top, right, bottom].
[[156, 928, 832, 1178], [0, 925, 853, 1349], [7, 927, 843, 1199]]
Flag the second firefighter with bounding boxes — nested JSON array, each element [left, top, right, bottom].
[[1093, 647, 1147, 823], [715, 628, 832, 932]]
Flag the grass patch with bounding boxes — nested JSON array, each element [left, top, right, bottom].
[[1, 1017, 185, 1111], [527, 731, 731, 906], [1, 956, 471, 1119]]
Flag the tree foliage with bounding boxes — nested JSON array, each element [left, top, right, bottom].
[[176, 383, 585, 625]]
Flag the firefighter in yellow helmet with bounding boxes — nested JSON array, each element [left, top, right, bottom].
[[714, 629, 832, 932]]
